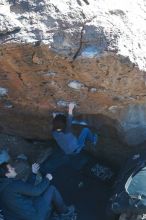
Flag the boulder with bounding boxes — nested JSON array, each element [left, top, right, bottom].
[[0, 0, 146, 151]]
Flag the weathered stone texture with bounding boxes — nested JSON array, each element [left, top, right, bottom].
[[0, 0, 146, 148]]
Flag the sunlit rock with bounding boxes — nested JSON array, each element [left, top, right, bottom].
[[0, 87, 8, 97], [68, 80, 85, 90], [90, 88, 97, 93], [57, 100, 69, 107], [0, 4, 21, 36]]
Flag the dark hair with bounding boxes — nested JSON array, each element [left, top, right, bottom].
[[52, 114, 67, 132], [0, 162, 8, 178]]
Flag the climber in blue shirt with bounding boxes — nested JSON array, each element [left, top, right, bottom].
[[52, 103, 98, 155]]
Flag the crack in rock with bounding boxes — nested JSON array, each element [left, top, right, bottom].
[[77, 0, 89, 6], [72, 24, 85, 61], [16, 72, 26, 86]]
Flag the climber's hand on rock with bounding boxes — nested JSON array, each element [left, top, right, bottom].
[[68, 103, 75, 115]]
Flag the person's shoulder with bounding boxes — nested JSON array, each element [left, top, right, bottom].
[[0, 178, 14, 192], [9, 178, 25, 187]]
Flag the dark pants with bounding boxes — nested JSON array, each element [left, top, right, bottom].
[[34, 185, 67, 220]]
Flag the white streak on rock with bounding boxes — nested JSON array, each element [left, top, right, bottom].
[[57, 100, 69, 107], [68, 80, 85, 90], [90, 88, 97, 93], [57, 100, 76, 107], [0, 87, 8, 97], [45, 72, 56, 77], [108, 105, 118, 113]]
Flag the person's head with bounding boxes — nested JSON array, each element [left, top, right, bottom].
[[52, 114, 67, 132], [0, 163, 17, 178], [0, 160, 30, 180]]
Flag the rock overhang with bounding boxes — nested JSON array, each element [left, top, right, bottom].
[[0, 0, 146, 147]]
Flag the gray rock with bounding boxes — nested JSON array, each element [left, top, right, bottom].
[[108, 105, 119, 113], [4, 100, 13, 108], [57, 100, 69, 107], [44, 72, 56, 77], [57, 100, 76, 107], [68, 80, 85, 90], [90, 88, 97, 93], [119, 213, 146, 220], [0, 87, 8, 97], [91, 163, 114, 181], [0, 5, 21, 35], [0, 0, 145, 70], [118, 104, 146, 145]]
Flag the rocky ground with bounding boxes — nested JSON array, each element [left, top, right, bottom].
[[50, 162, 111, 220]]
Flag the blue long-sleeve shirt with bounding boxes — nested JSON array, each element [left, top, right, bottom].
[[52, 115, 79, 154]]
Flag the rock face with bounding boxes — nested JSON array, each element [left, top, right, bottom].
[[0, 0, 146, 149]]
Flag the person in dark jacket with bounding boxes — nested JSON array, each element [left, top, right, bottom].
[[0, 160, 74, 220], [52, 103, 98, 155], [0, 150, 10, 220]]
